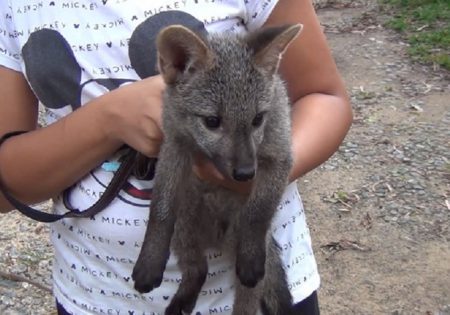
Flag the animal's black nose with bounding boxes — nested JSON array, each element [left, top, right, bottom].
[[233, 167, 255, 181]]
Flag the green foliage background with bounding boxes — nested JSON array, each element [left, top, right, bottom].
[[380, 0, 450, 69]]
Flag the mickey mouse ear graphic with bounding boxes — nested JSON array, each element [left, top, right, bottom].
[[128, 10, 207, 79], [21, 11, 207, 111], [22, 29, 83, 110]]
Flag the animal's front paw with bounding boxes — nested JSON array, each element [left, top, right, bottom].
[[235, 246, 266, 288], [132, 253, 168, 293]]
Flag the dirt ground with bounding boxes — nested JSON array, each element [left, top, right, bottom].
[[303, 1, 450, 314], [0, 1, 449, 314]]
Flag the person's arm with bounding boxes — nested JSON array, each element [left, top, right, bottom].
[[0, 67, 165, 212], [265, 0, 352, 180]]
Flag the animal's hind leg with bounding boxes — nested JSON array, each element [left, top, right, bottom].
[[260, 238, 293, 315], [232, 280, 262, 315], [165, 247, 207, 315]]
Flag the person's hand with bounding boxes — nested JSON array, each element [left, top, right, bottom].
[[102, 75, 165, 157], [192, 153, 252, 195]]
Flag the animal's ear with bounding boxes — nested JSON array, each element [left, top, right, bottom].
[[247, 24, 303, 75], [156, 25, 212, 84]]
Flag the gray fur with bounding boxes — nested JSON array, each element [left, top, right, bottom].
[[132, 24, 302, 315]]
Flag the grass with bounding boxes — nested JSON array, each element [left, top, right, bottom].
[[379, 0, 450, 70]]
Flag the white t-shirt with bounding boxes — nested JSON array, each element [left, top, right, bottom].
[[0, 1, 320, 314]]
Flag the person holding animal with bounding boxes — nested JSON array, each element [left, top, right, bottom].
[[0, 1, 352, 314]]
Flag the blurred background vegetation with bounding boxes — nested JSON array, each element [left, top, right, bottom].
[[379, 0, 450, 70]]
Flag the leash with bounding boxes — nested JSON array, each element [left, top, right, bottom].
[[0, 131, 151, 222]]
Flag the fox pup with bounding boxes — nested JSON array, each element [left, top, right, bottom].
[[132, 23, 302, 315]]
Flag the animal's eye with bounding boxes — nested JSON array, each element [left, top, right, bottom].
[[252, 113, 264, 127], [204, 116, 221, 129]]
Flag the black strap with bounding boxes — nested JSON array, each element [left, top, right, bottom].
[[0, 131, 139, 222], [61, 149, 139, 218]]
